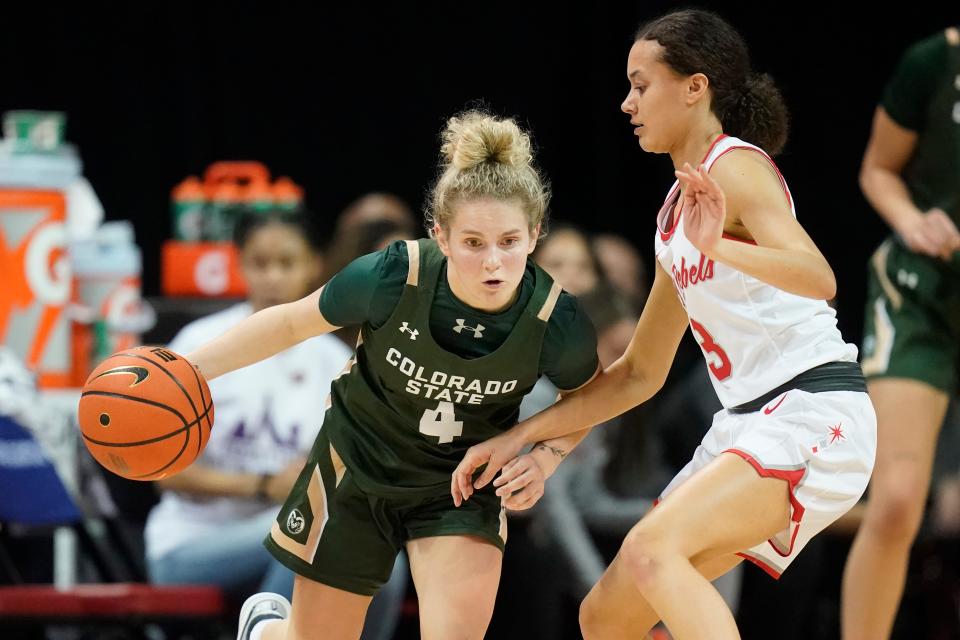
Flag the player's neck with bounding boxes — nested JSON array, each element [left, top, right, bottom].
[[670, 120, 724, 173]]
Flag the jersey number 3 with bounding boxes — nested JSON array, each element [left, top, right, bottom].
[[419, 401, 463, 444], [689, 318, 732, 381]]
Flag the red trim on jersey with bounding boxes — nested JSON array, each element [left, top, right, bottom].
[[709, 145, 795, 211], [771, 517, 804, 558], [656, 134, 730, 241], [657, 183, 682, 241], [702, 133, 730, 163], [736, 552, 783, 579]]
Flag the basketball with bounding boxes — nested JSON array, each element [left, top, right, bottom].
[[77, 345, 215, 481]]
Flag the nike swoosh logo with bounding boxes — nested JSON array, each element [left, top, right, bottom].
[[93, 366, 149, 387], [763, 392, 788, 415]]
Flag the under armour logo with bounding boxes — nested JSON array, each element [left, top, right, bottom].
[[399, 322, 419, 340], [896, 269, 918, 289], [453, 319, 485, 338]]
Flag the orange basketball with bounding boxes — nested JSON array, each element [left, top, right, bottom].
[[78, 346, 214, 481]]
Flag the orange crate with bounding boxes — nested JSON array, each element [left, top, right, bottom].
[[161, 241, 247, 297]]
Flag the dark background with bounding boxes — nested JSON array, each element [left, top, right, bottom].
[[1, 1, 956, 345]]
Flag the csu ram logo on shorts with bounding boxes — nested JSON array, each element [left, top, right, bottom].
[[286, 509, 305, 535]]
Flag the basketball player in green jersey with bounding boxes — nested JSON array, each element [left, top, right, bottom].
[[843, 26, 960, 639], [185, 110, 600, 640]]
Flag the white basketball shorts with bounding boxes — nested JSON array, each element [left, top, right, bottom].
[[657, 389, 877, 578]]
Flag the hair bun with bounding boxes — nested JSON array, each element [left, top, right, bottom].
[[441, 111, 532, 171]]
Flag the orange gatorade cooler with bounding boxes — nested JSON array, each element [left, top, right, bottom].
[[0, 190, 71, 387]]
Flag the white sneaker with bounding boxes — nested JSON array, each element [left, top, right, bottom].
[[237, 592, 292, 640]]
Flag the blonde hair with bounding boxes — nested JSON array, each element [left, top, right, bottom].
[[426, 110, 550, 234]]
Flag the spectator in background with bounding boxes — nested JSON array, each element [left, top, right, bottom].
[[593, 232, 648, 308], [322, 193, 419, 279], [144, 209, 352, 606], [521, 225, 610, 418], [323, 217, 421, 352], [336, 192, 417, 236], [528, 225, 641, 411], [842, 26, 960, 640], [533, 224, 602, 296], [320, 193, 421, 359]]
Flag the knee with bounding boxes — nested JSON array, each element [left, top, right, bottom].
[[620, 528, 677, 592], [579, 586, 635, 640], [578, 589, 604, 639], [863, 478, 927, 543]]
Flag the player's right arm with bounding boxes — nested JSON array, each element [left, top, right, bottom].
[[453, 262, 688, 503], [859, 108, 960, 259], [188, 244, 402, 381], [512, 262, 687, 442], [187, 288, 338, 381]]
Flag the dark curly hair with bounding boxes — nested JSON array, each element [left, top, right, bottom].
[[636, 9, 789, 155]]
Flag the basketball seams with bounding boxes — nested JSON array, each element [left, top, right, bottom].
[[119, 352, 204, 440], [81, 389, 189, 428], [79, 393, 212, 447], [81, 398, 212, 480], [117, 349, 209, 460], [132, 429, 191, 480], [183, 356, 213, 454]]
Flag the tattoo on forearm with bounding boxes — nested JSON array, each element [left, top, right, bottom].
[[535, 443, 568, 460]]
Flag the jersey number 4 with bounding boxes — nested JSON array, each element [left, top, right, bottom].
[[419, 401, 463, 444], [689, 318, 732, 381]]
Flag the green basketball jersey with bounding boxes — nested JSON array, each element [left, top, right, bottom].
[[323, 239, 571, 497], [882, 28, 960, 237]]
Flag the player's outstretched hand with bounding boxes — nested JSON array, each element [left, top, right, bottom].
[[675, 162, 727, 256], [494, 454, 546, 511], [451, 430, 525, 507]]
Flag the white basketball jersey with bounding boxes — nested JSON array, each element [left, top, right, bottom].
[[654, 135, 858, 408]]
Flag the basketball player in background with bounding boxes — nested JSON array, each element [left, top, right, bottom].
[[841, 26, 960, 640]]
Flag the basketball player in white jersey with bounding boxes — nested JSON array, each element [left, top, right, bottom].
[[452, 9, 877, 639]]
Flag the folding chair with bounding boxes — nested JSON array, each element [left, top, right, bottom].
[[0, 414, 226, 638]]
